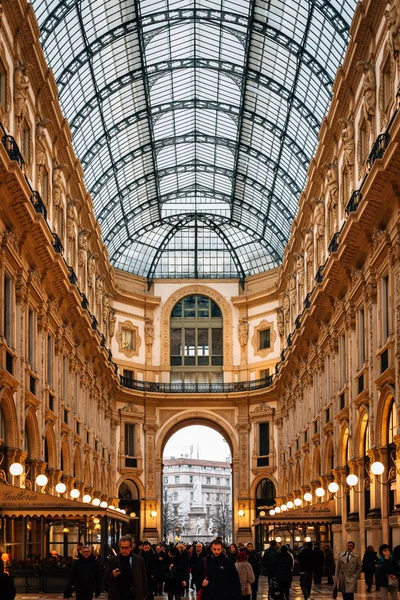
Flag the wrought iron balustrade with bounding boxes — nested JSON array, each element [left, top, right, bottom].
[[345, 190, 362, 215], [67, 266, 78, 285], [52, 233, 64, 254], [120, 375, 273, 393], [315, 265, 324, 284], [303, 292, 311, 310], [31, 191, 47, 219], [295, 315, 301, 329], [367, 132, 390, 170], [79, 291, 89, 309], [328, 232, 340, 254], [1, 129, 24, 169]]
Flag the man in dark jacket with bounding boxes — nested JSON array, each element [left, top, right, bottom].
[[262, 540, 279, 582], [154, 543, 168, 595], [140, 541, 158, 600], [64, 546, 102, 600], [105, 534, 148, 600], [297, 542, 314, 600], [194, 538, 241, 599], [190, 542, 206, 590], [312, 544, 325, 584], [246, 542, 261, 600]]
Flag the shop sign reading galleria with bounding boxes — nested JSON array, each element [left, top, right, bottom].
[[0, 483, 78, 509], [268, 500, 335, 519]]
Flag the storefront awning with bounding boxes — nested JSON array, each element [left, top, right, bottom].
[[0, 482, 129, 522], [258, 500, 338, 525]]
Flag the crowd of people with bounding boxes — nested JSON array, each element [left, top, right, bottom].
[[0, 536, 395, 600]]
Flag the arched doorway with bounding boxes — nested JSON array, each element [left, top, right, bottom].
[[254, 478, 276, 552], [162, 424, 232, 543], [150, 413, 242, 543], [118, 479, 140, 540]]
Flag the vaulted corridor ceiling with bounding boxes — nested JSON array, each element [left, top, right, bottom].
[[31, 0, 358, 282]]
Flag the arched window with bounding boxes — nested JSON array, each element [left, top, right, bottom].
[[256, 478, 276, 515], [0, 406, 6, 446], [170, 295, 223, 384]]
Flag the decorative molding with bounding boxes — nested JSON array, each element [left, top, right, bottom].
[[160, 285, 233, 369], [116, 319, 141, 358], [251, 319, 276, 358]]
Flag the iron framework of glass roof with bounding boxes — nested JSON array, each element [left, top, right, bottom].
[[31, 0, 358, 284]]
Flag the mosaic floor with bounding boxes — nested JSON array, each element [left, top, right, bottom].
[[15, 576, 382, 599]]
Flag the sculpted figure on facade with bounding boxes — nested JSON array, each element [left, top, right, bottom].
[[36, 119, 50, 171], [78, 230, 89, 288], [109, 309, 116, 340], [276, 307, 284, 339], [385, 1, 400, 61], [66, 200, 76, 239], [326, 162, 338, 208], [52, 165, 64, 208], [145, 318, 154, 350], [295, 253, 304, 305], [339, 115, 355, 171], [304, 229, 314, 291], [356, 60, 376, 123], [289, 274, 296, 326], [238, 318, 248, 347], [14, 61, 30, 120], [314, 199, 325, 264], [283, 294, 290, 339]]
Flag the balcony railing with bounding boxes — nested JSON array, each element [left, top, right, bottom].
[[367, 132, 390, 170], [120, 375, 273, 393], [328, 232, 340, 254], [1, 130, 24, 169], [345, 190, 362, 215]]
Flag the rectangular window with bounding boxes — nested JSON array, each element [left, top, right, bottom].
[[340, 334, 346, 387], [124, 423, 136, 457], [64, 409, 69, 424], [216, 478, 220, 485], [359, 308, 365, 368], [206, 477, 211, 484], [175, 476, 180, 484], [62, 357, 68, 401], [164, 476, 168, 484], [211, 328, 223, 365], [47, 335, 53, 388], [28, 309, 35, 369], [260, 369, 270, 380], [122, 328, 135, 350], [225, 478, 230, 486], [189, 475, 193, 483], [123, 369, 134, 383], [4, 275, 12, 345], [48, 392, 54, 412], [259, 329, 271, 350], [258, 422, 270, 466], [382, 276, 390, 341], [325, 354, 331, 401], [76, 421, 80, 436]]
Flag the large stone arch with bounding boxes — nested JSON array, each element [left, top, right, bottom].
[[375, 384, 396, 447], [338, 422, 349, 466], [160, 285, 233, 370], [303, 453, 310, 485], [156, 410, 238, 461], [354, 407, 369, 457], [323, 434, 334, 475], [312, 445, 321, 480], [250, 473, 278, 500], [295, 459, 302, 489], [93, 459, 100, 491], [116, 473, 145, 499], [61, 434, 72, 475], [153, 410, 240, 539], [44, 422, 57, 468], [73, 445, 83, 482], [25, 407, 40, 459], [0, 387, 18, 448]]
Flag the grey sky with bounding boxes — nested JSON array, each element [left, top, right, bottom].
[[163, 425, 231, 462]]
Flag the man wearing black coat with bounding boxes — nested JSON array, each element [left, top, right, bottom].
[[262, 540, 279, 581], [105, 535, 147, 600], [194, 539, 241, 600], [246, 542, 261, 600], [64, 546, 102, 600], [297, 542, 314, 600], [140, 541, 158, 600]]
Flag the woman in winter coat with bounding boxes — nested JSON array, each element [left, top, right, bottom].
[[235, 550, 255, 600], [227, 543, 239, 563], [275, 545, 293, 600], [362, 545, 378, 592], [376, 545, 397, 600], [164, 546, 188, 600]]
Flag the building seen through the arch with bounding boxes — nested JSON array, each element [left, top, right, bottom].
[[1, 0, 400, 591]]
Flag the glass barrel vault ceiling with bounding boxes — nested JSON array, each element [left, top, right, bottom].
[[31, 0, 358, 282]]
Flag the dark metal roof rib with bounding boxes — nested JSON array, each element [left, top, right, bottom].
[[31, 0, 358, 280]]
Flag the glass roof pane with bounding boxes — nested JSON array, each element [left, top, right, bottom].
[[31, 0, 358, 280]]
